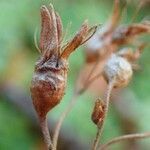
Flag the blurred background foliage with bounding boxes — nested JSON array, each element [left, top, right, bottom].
[[0, 0, 150, 149]]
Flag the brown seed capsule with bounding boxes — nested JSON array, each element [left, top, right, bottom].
[[30, 4, 95, 118], [30, 56, 68, 118], [91, 99, 105, 125]]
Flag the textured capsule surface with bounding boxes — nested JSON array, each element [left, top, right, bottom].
[[30, 4, 94, 118], [103, 54, 133, 88], [30, 56, 68, 118]]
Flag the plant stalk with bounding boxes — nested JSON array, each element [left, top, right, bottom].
[[39, 117, 53, 150]]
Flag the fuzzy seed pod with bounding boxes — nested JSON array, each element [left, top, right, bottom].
[[30, 4, 95, 118], [91, 99, 105, 126], [31, 56, 68, 118], [103, 54, 133, 88]]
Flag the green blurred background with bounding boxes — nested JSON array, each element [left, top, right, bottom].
[[0, 0, 150, 149]]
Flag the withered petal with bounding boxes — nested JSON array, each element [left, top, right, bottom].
[[40, 4, 59, 58], [60, 20, 89, 59]]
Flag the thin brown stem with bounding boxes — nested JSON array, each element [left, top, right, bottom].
[[92, 80, 114, 150], [39, 117, 53, 150], [99, 132, 150, 150], [92, 126, 102, 150], [131, 4, 142, 23], [52, 92, 79, 150], [80, 72, 102, 94], [78, 60, 104, 94], [86, 61, 99, 81]]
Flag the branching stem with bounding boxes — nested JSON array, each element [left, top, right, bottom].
[[49, 62, 102, 148], [92, 79, 115, 150], [99, 132, 150, 150], [52, 92, 79, 150], [52, 59, 103, 149]]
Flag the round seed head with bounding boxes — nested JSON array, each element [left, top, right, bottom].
[[103, 54, 133, 88]]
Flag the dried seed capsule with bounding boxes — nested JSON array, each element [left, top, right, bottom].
[[103, 54, 133, 88], [30, 56, 68, 118], [91, 99, 105, 126], [30, 4, 95, 118], [30, 5, 67, 118]]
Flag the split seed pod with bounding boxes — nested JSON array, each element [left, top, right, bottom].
[[103, 54, 133, 88], [30, 4, 95, 119]]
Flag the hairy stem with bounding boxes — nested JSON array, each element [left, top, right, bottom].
[[52, 92, 79, 150], [99, 132, 150, 150], [39, 117, 53, 150], [92, 125, 102, 150], [92, 80, 114, 150]]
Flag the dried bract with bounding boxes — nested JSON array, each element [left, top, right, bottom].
[[112, 23, 150, 46]]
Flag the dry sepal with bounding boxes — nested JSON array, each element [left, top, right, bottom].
[[112, 22, 150, 46]]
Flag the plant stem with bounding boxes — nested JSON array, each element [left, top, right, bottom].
[[92, 80, 114, 150], [92, 126, 102, 150], [80, 72, 102, 94], [39, 117, 53, 150], [52, 60, 103, 149], [52, 92, 79, 150], [99, 132, 150, 150]]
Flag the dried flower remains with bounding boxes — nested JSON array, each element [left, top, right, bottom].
[[31, 4, 95, 118], [30, 4, 96, 149]]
